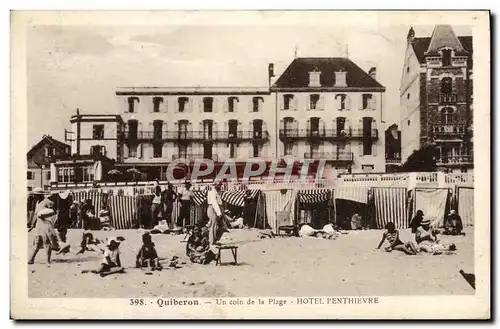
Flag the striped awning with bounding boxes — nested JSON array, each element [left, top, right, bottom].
[[191, 188, 208, 206], [297, 189, 331, 204], [335, 186, 370, 204], [221, 189, 260, 208]]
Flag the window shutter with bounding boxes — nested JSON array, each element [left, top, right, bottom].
[[372, 142, 377, 156], [371, 94, 376, 110], [124, 97, 129, 113], [248, 98, 253, 113], [213, 98, 218, 113], [319, 95, 325, 111], [213, 121, 219, 133], [123, 144, 128, 159], [306, 118, 311, 131], [223, 98, 229, 113], [345, 95, 351, 111], [138, 122, 143, 133], [359, 141, 364, 156], [163, 122, 168, 137], [224, 121, 229, 132], [293, 96, 298, 111], [162, 98, 168, 113], [234, 98, 239, 113]]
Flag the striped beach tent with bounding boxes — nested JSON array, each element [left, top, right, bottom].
[[221, 189, 261, 208], [335, 186, 370, 204], [107, 195, 138, 229], [191, 186, 209, 206], [372, 187, 408, 229]]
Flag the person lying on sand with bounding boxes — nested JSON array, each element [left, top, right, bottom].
[[299, 224, 338, 240], [82, 237, 125, 277], [377, 222, 419, 255], [136, 232, 162, 271], [150, 220, 170, 234]]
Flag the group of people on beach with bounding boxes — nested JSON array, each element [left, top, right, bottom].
[[27, 182, 230, 274], [376, 209, 464, 255]]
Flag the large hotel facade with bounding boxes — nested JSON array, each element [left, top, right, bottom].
[[49, 56, 388, 186]]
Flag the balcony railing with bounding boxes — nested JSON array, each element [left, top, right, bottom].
[[436, 154, 473, 165], [172, 154, 219, 161], [432, 124, 466, 137], [279, 128, 378, 141], [439, 93, 457, 104], [303, 151, 354, 162], [122, 130, 269, 143]]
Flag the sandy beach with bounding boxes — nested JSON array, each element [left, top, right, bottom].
[[28, 227, 474, 298]]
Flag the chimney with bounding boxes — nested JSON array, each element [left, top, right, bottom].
[[368, 67, 376, 80]]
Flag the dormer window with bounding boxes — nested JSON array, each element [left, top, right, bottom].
[[334, 70, 347, 87], [442, 49, 452, 67], [308, 70, 321, 87]]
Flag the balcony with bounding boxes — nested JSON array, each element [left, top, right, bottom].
[[303, 151, 354, 163], [439, 93, 457, 104], [437, 154, 473, 166], [172, 153, 219, 161], [432, 124, 466, 138], [121, 130, 269, 144], [279, 129, 379, 141]]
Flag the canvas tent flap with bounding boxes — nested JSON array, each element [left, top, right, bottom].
[[413, 188, 449, 228], [335, 186, 369, 204], [373, 187, 407, 229], [458, 187, 474, 226], [221, 189, 260, 208], [262, 189, 296, 232]]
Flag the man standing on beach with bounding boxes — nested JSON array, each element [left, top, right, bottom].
[[207, 182, 223, 245]]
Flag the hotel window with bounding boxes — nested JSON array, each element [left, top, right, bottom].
[[228, 97, 238, 112], [93, 125, 105, 140], [362, 94, 373, 110], [284, 143, 293, 156], [335, 94, 347, 111], [128, 145, 138, 158], [252, 97, 263, 112], [230, 144, 237, 158], [442, 49, 452, 67], [362, 117, 373, 155], [203, 97, 214, 112], [178, 145, 188, 159], [441, 78, 453, 95], [440, 107, 456, 124], [153, 120, 163, 139], [153, 97, 163, 113], [27, 171, 33, 180], [283, 94, 294, 110], [178, 97, 188, 113], [228, 120, 238, 138], [153, 143, 162, 158], [310, 94, 320, 110], [46, 171, 51, 180], [128, 97, 139, 113], [253, 144, 261, 157]]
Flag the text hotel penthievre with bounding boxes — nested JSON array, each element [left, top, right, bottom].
[[131, 297, 380, 308]]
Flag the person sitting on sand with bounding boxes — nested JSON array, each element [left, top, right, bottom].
[[409, 210, 424, 234], [377, 222, 419, 255], [87, 237, 125, 277], [136, 232, 162, 271], [187, 226, 215, 264], [224, 209, 245, 229], [443, 210, 464, 236], [28, 208, 64, 264], [415, 218, 440, 253]]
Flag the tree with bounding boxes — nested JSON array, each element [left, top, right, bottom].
[[400, 144, 438, 172]]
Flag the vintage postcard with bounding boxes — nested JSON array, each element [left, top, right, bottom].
[[10, 10, 490, 319]]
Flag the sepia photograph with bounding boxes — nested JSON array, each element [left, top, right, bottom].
[[10, 10, 490, 319]]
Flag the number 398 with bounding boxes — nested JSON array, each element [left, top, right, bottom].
[[130, 299, 145, 306]]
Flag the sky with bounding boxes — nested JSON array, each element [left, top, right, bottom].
[[26, 23, 472, 149]]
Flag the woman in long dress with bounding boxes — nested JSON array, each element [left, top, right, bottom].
[[28, 208, 60, 264]]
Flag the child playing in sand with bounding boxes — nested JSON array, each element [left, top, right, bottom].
[[377, 222, 419, 255], [76, 231, 104, 254], [84, 237, 124, 277], [136, 232, 162, 272], [28, 208, 62, 264]]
